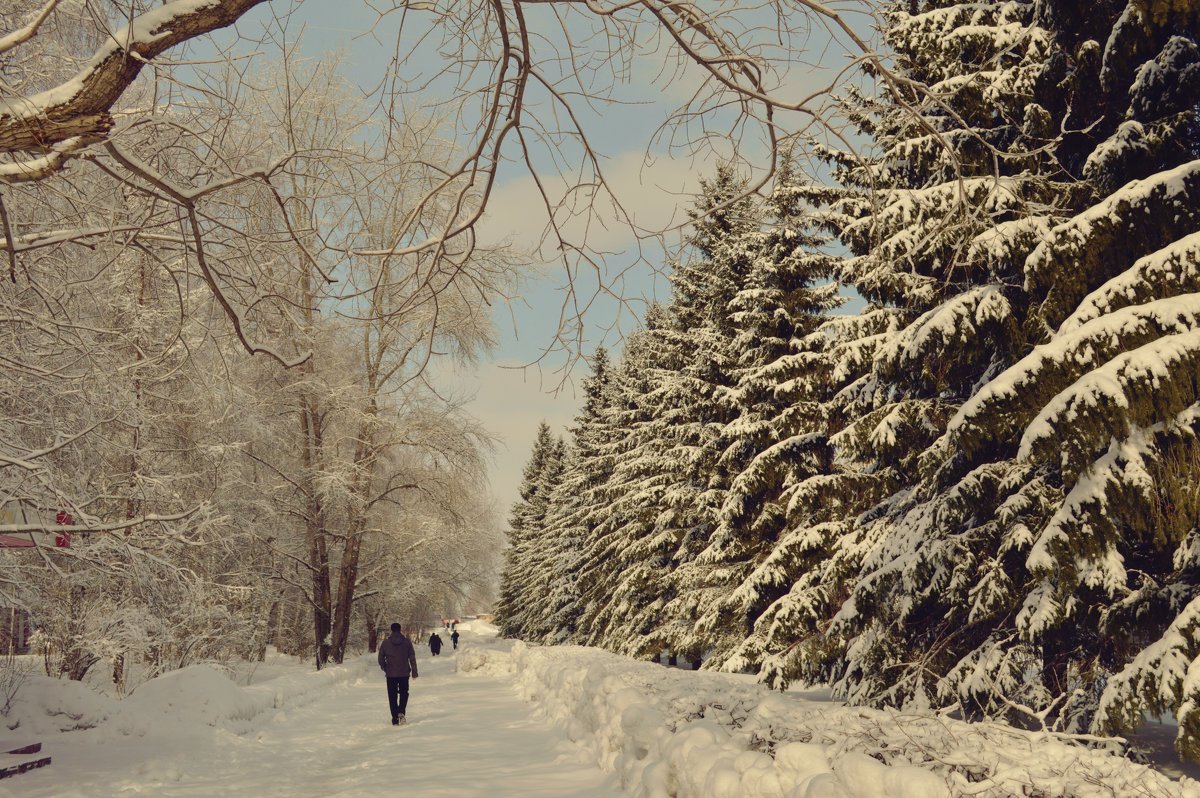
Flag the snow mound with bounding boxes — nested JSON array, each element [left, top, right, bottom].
[[460, 618, 499, 636], [4, 673, 115, 734], [508, 643, 1200, 798], [456, 645, 514, 676], [123, 665, 258, 728], [3, 655, 374, 741]]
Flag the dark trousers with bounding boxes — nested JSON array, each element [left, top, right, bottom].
[[386, 676, 410, 719]]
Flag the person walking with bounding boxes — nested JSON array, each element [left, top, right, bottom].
[[429, 632, 443, 656], [450, 630, 460, 650], [378, 622, 418, 725]]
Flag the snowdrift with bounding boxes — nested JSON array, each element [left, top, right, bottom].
[[461, 641, 1200, 798], [4, 655, 375, 739]]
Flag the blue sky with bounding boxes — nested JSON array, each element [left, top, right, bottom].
[[213, 1, 861, 513]]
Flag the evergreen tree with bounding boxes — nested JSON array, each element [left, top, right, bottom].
[[533, 349, 615, 643], [574, 308, 703, 658], [495, 422, 557, 638], [933, 0, 1200, 746], [750, 306, 904, 689], [514, 436, 567, 639], [656, 167, 765, 663], [811, 0, 1081, 713], [689, 170, 844, 671], [821, 0, 1200, 752], [573, 171, 761, 662]]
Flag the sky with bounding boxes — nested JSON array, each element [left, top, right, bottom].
[[208, 0, 867, 516]]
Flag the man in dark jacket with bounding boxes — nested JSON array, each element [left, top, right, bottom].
[[378, 622, 418, 725], [450, 630, 460, 649], [429, 632, 442, 656]]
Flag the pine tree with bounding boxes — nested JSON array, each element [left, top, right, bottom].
[[572, 171, 762, 663], [821, 0, 1200, 750], [934, 0, 1200, 745], [540, 348, 609, 643], [514, 436, 567, 639], [811, 0, 1081, 713], [751, 306, 904, 690], [688, 170, 844, 671], [532, 350, 615, 643], [572, 318, 673, 655], [655, 167, 765, 664], [495, 422, 557, 638]]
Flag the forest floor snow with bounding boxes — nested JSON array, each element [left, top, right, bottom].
[[4, 621, 1200, 797]]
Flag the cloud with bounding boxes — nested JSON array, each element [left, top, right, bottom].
[[479, 146, 705, 257], [440, 359, 586, 513]]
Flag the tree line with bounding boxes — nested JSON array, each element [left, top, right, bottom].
[[497, 0, 1200, 760]]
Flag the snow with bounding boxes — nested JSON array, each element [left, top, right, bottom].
[[4, 624, 623, 798], [877, 284, 1012, 368], [1024, 158, 1200, 291], [494, 638, 1199, 798], [5, 623, 1200, 797], [950, 298, 1200, 456], [0, 0, 227, 122], [1060, 233, 1200, 334], [1018, 329, 1200, 461]]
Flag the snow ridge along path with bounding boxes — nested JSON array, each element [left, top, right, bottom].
[[3, 628, 625, 798]]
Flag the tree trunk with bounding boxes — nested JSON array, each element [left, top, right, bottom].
[[58, 585, 96, 681], [328, 400, 380, 664], [366, 617, 379, 653], [112, 654, 126, 694], [329, 525, 364, 663], [300, 393, 332, 669]]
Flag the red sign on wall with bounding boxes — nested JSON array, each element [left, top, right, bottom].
[[54, 510, 73, 548]]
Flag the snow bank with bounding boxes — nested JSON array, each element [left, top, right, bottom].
[[3, 673, 117, 735], [4, 655, 375, 739], [469, 642, 1200, 798]]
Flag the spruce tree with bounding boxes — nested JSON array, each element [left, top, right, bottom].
[[495, 422, 557, 638], [934, 0, 1200, 746], [688, 171, 843, 671], [824, 0, 1200, 751], [515, 436, 567, 640], [656, 166, 765, 664], [518, 351, 614, 643], [573, 311, 683, 657], [811, 0, 1080, 713]]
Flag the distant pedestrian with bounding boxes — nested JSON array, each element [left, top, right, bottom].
[[429, 632, 443, 656], [378, 623, 418, 725], [450, 630, 460, 650]]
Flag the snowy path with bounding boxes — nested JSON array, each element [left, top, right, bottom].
[[7, 636, 626, 798]]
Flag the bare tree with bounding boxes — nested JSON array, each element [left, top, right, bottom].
[[0, 1, 881, 355]]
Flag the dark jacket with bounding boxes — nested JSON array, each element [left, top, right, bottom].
[[378, 631, 418, 678], [429, 633, 442, 652]]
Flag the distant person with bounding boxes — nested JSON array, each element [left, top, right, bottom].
[[450, 630, 460, 650], [378, 622, 418, 725], [429, 632, 443, 656]]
